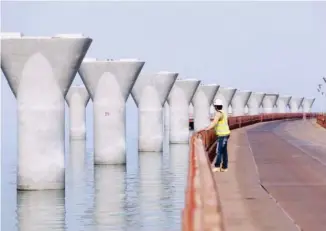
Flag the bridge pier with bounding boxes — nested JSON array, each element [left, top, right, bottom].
[[247, 92, 265, 115], [79, 59, 144, 164], [132, 72, 178, 152], [168, 79, 200, 143], [1, 32, 92, 190], [192, 84, 219, 131], [65, 85, 90, 140]]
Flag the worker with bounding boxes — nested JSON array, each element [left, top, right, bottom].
[[204, 98, 231, 172]]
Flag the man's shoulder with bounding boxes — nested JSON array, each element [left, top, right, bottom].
[[215, 111, 223, 119], [216, 110, 224, 116]]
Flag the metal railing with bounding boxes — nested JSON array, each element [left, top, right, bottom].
[[182, 112, 318, 231], [317, 114, 326, 128]]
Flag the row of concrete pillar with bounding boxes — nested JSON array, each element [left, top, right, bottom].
[[0, 33, 315, 190], [187, 89, 314, 131], [189, 89, 315, 131], [198, 90, 313, 124]]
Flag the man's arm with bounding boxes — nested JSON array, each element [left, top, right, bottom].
[[204, 111, 222, 131]]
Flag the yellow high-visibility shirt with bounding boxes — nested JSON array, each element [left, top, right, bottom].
[[214, 110, 231, 136]]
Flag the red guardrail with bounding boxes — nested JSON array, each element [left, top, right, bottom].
[[317, 114, 326, 128], [182, 112, 318, 231]]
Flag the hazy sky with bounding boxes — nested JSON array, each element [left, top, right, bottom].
[[1, 1, 326, 151]]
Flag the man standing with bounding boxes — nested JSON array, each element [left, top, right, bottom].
[[204, 99, 231, 172]]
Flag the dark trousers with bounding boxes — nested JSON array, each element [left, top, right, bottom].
[[214, 135, 230, 169]]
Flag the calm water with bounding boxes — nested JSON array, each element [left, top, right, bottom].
[[1, 126, 190, 231]]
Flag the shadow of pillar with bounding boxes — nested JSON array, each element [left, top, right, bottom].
[[169, 143, 189, 228], [65, 139, 94, 229]]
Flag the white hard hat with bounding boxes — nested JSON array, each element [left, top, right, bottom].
[[213, 98, 223, 106]]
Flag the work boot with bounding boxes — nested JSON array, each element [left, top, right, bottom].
[[212, 167, 221, 172], [221, 168, 228, 172]]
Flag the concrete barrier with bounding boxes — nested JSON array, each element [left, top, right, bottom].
[[183, 112, 318, 231], [182, 133, 224, 231]]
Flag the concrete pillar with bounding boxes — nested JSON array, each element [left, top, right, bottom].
[[231, 90, 252, 116], [210, 87, 236, 116], [79, 58, 144, 164], [189, 103, 194, 120], [302, 98, 315, 113], [164, 102, 169, 130], [168, 79, 200, 143], [65, 85, 90, 139], [228, 105, 233, 115], [276, 95, 291, 113], [289, 97, 304, 113], [247, 92, 265, 115], [262, 94, 278, 113], [192, 84, 219, 131], [0, 32, 92, 190], [244, 105, 249, 115], [131, 72, 178, 152], [17, 190, 65, 230]]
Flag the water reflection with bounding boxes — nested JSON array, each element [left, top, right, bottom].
[[67, 140, 87, 182], [65, 140, 94, 231], [160, 149, 175, 230], [2, 158, 18, 231], [123, 168, 140, 230], [94, 165, 126, 231], [5, 140, 188, 231], [138, 152, 163, 229], [169, 144, 189, 227], [17, 190, 65, 231]]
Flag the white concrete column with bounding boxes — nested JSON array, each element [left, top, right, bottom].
[[244, 105, 249, 114], [164, 102, 169, 130], [168, 79, 200, 143], [247, 92, 265, 115], [0, 33, 92, 190], [65, 85, 90, 139], [189, 103, 194, 120], [131, 72, 178, 152], [262, 94, 278, 113], [228, 105, 233, 115], [289, 97, 304, 113], [276, 95, 291, 113], [231, 90, 252, 116], [192, 84, 219, 131], [79, 59, 144, 164], [302, 98, 315, 113], [210, 87, 236, 116]]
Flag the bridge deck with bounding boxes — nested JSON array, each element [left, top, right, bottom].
[[213, 120, 326, 231]]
